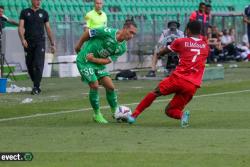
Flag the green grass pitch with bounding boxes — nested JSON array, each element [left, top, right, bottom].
[[0, 63, 250, 167]]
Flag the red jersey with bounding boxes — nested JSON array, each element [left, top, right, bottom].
[[168, 37, 209, 87]]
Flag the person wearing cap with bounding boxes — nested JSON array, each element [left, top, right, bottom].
[[146, 21, 184, 77], [84, 0, 107, 30]]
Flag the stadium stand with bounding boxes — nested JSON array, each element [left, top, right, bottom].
[[0, 0, 249, 23]]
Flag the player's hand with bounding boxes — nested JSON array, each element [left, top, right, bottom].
[[75, 45, 81, 54], [86, 53, 95, 62], [243, 16, 248, 23], [51, 44, 56, 54], [21, 39, 28, 48]]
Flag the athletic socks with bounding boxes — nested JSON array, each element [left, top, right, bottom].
[[89, 89, 100, 115], [106, 89, 118, 113], [132, 92, 157, 118]]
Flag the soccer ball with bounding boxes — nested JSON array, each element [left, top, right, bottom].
[[114, 106, 132, 122]]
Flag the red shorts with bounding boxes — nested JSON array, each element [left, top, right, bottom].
[[158, 74, 198, 114]]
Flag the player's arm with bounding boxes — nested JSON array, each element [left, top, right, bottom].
[[75, 30, 90, 53], [45, 22, 56, 54], [86, 53, 111, 65], [7, 18, 19, 26], [157, 38, 180, 57], [243, 15, 250, 24], [156, 46, 172, 57], [18, 19, 28, 48]]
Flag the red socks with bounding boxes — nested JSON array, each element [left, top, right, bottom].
[[132, 92, 157, 118]]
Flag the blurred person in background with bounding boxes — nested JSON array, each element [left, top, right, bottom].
[[84, 0, 107, 30], [146, 21, 184, 77], [207, 26, 222, 63], [229, 28, 236, 43], [220, 29, 236, 61], [205, 4, 212, 34], [18, 0, 55, 95], [0, 5, 18, 30], [189, 2, 207, 36], [243, 5, 250, 46]]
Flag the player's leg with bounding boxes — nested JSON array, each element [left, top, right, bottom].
[[24, 43, 38, 94], [128, 76, 176, 123], [165, 79, 197, 127], [99, 74, 118, 115], [32, 42, 46, 94], [88, 81, 107, 123], [146, 50, 159, 77], [77, 63, 108, 123]]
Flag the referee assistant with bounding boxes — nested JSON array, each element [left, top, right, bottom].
[[18, 0, 55, 95], [84, 0, 107, 29]]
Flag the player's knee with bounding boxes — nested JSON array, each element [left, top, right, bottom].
[[89, 83, 99, 90], [165, 104, 182, 119], [106, 87, 115, 92], [164, 104, 171, 116]]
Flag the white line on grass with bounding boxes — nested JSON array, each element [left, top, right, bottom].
[[0, 89, 250, 123]]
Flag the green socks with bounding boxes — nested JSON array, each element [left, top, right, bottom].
[[89, 89, 118, 115], [89, 89, 100, 115], [106, 89, 118, 113]]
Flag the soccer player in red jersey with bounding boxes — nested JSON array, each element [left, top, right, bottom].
[[127, 21, 210, 127]]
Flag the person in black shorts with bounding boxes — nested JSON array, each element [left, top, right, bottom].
[[18, 0, 55, 95]]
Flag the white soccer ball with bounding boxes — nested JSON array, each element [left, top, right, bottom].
[[114, 106, 132, 122]]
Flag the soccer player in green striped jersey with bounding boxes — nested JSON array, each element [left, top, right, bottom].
[[75, 19, 137, 123]]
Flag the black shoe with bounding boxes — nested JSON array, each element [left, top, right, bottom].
[[146, 70, 156, 77], [37, 87, 41, 94], [31, 87, 40, 95]]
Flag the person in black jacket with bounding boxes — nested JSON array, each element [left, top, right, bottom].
[[18, 0, 55, 95]]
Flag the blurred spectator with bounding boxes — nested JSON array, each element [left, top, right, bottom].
[[243, 5, 250, 46], [237, 43, 250, 61], [220, 29, 236, 61], [205, 4, 212, 28], [0, 5, 18, 31], [211, 25, 220, 38], [229, 28, 236, 43], [221, 29, 234, 46], [235, 34, 250, 61], [84, 0, 107, 29], [146, 21, 184, 77], [242, 34, 249, 47], [189, 2, 207, 36], [207, 26, 222, 63]]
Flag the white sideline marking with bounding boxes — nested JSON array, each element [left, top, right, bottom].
[[0, 89, 250, 123]]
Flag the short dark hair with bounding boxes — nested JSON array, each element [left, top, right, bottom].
[[123, 18, 137, 28], [199, 2, 206, 7], [206, 4, 212, 8], [0, 6, 4, 10], [187, 21, 201, 35]]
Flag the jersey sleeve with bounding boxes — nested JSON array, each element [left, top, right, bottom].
[[19, 10, 25, 20], [168, 38, 181, 53], [85, 13, 91, 28], [109, 54, 120, 62], [158, 31, 165, 43], [2, 15, 9, 22], [44, 11, 49, 23], [89, 27, 113, 38]]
